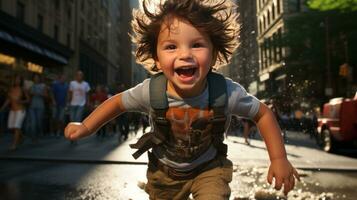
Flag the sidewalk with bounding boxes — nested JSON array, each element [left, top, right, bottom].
[[0, 132, 148, 164], [1, 130, 357, 171], [227, 132, 357, 171]]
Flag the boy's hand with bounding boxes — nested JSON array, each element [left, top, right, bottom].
[[64, 122, 91, 140], [267, 158, 300, 195]]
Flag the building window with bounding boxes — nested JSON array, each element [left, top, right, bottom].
[[16, 2, 25, 22], [273, 33, 278, 62], [54, 25, 59, 41], [81, 0, 85, 10], [80, 18, 84, 38], [67, 33, 71, 47], [267, 38, 272, 66], [272, 4, 276, 20], [278, 28, 283, 60], [268, 10, 271, 26], [277, 0, 281, 14], [67, 7, 71, 20], [55, 0, 60, 9], [37, 14, 43, 32], [263, 15, 266, 30], [259, 20, 263, 33]]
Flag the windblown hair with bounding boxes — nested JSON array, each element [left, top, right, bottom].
[[131, 0, 240, 73]]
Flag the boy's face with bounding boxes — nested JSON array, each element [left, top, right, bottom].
[[155, 17, 215, 98]]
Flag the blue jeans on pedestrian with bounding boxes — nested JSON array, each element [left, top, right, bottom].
[[52, 105, 66, 122], [28, 107, 45, 138], [69, 105, 85, 122]]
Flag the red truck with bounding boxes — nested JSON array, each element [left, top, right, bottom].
[[317, 96, 357, 152]]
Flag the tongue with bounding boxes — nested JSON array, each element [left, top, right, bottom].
[[176, 68, 195, 77]]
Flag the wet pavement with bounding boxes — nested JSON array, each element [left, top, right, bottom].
[[0, 130, 357, 199], [1, 161, 357, 200]]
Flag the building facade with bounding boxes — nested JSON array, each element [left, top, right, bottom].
[[229, 0, 259, 96], [0, 0, 73, 91], [0, 0, 129, 91], [256, 0, 308, 101]]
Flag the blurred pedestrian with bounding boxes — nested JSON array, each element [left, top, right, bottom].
[[28, 74, 48, 142], [141, 114, 149, 134], [50, 74, 68, 137], [0, 75, 29, 150], [0, 88, 8, 136], [68, 70, 90, 123], [68, 70, 90, 143], [242, 118, 255, 145]]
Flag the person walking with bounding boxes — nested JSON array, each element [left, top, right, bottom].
[[0, 75, 29, 150], [50, 74, 68, 137], [28, 74, 48, 142]]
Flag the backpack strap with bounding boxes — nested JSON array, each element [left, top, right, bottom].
[[130, 72, 228, 159], [130, 73, 170, 159], [207, 72, 228, 156]]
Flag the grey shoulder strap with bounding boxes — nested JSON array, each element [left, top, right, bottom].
[[207, 72, 228, 156], [150, 72, 168, 110], [207, 72, 227, 109]]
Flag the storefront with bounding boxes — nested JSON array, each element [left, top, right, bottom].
[[0, 10, 72, 90]]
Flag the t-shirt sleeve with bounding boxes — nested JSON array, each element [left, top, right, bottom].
[[226, 78, 260, 119], [121, 79, 151, 113]]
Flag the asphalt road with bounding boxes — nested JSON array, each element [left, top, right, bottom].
[[0, 130, 357, 199]]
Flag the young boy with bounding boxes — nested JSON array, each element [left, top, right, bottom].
[[64, 0, 299, 199]]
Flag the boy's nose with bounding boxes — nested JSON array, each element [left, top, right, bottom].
[[178, 48, 193, 60]]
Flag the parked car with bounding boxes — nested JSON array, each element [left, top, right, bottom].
[[317, 97, 357, 152]]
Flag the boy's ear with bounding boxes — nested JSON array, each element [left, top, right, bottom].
[[155, 60, 162, 70]]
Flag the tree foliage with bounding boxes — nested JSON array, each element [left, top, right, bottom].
[[281, 10, 357, 98], [307, 0, 357, 12]]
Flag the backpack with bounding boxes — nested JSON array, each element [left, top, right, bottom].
[[130, 71, 228, 160]]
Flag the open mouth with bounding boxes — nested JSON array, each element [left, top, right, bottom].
[[175, 67, 197, 78]]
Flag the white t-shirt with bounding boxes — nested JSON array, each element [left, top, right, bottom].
[[69, 80, 90, 106], [121, 77, 260, 171]]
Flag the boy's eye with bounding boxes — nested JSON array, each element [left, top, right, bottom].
[[164, 44, 176, 50], [192, 43, 204, 48]]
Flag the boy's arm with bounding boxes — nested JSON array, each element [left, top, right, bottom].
[[253, 102, 286, 160], [253, 102, 299, 195], [65, 93, 125, 140]]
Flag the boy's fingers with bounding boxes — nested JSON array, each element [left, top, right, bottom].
[[284, 175, 295, 195], [70, 129, 82, 140], [64, 126, 72, 139], [274, 177, 283, 190], [283, 177, 292, 195], [293, 168, 300, 181], [267, 168, 273, 184], [290, 174, 295, 190]]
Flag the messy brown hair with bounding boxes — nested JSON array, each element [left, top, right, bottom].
[[131, 0, 240, 73]]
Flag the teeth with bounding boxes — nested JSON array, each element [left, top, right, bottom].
[[176, 66, 195, 70]]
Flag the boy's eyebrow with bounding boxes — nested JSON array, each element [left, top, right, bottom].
[[159, 37, 207, 45]]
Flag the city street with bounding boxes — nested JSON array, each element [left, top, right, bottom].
[[0, 129, 357, 200]]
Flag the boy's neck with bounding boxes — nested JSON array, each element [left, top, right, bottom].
[[166, 80, 207, 99]]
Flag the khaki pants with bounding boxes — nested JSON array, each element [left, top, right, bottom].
[[145, 157, 233, 200]]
